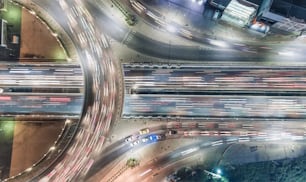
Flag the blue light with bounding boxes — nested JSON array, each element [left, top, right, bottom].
[[149, 134, 158, 142]]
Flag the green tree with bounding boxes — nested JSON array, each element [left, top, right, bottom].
[[126, 158, 139, 168]]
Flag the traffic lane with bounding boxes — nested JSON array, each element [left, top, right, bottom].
[[123, 67, 306, 92], [127, 32, 265, 61], [87, 0, 267, 61], [0, 79, 83, 88], [89, 120, 306, 181], [0, 94, 83, 115], [33, 0, 95, 106], [120, 132, 306, 182], [85, 0, 129, 41], [97, 125, 167, 158], [137, 0, 306, 61], [18, 0, 104, 181], [123, 94, 306, 118], [127, 88, 306, 96], [114, 140, 209, 182], [0, 65, 83, 88], [86, 133, 165, 180], [85, 126, 167, 179], [0, 65, 82, 75]]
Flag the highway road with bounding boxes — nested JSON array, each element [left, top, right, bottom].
[[0, 63, 83, 116], [86, 120, 306, 181], [0, 63, 83, 89], [129, 0, 306, 63], [124, 64, 306, 95], [5, 0, 306, 182], [0, 93, 83, 115], [118, 135, 304, 182], [4, 0, 120, 181], [87, 0, 271, 62], [123, 95, 306, 119]]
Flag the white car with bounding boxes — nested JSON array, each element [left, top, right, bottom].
[[141, 137, 149, 143], [130, 140, 140, 147]]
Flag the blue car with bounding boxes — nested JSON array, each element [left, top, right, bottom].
[[149, 134, 161, 142]]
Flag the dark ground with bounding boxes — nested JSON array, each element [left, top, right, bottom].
[[0, 120, 15, 179]]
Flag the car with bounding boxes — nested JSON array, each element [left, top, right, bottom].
[[141, 137, 149, 143], [130, 140, 140, 147], [149, 135, 161, 141], [200, 131, 210, 136], [139, 128, 150, 135], [168, 130, 177, 135], [125, 135, 134, 142]]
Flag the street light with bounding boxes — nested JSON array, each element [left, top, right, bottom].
[[203, 169, 221, 179], [166, 24, 177, 33], [216, 168, 222, 175]]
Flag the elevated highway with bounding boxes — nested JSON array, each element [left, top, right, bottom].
[[124, 64, 306, 95], [3, 0, 123, 181], [3, 0, 306, 181], [123, 64, 306, 119], [0, 63, 83, 119]]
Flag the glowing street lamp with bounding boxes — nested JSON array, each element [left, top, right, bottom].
[[166, 24, 177, 33], [216, 168, 222, 175]]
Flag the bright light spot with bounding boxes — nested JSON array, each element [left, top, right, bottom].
[[191, 0, 204, 4], [291, 136, 304, 141], [51, 32, 58, 37], [29, 10, 36, 15], [139, 168, 152, 177], [132, 85, 138, 89], [209, 39, 229, 48], [278, 51, 295, 56], [49, 146, 56, 151], [216, 168, 222, 175], [25, 167, 32, 172], [265, 136, 281, 141], [131, 85, 138, 96], [180, 147, 199, 156], [166, 25, 177, 33], [65, 119, 71, 124]]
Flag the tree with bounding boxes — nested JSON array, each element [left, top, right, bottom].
[[126, 158, 139, 168]]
